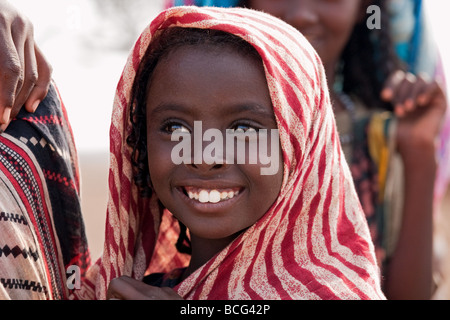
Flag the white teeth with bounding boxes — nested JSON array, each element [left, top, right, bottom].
[[198, 190, 209, 203], [187, 191, 199, 200], [188, 191, 200, 201], [186, 188, 240, 203], [209, 190, 221, 203]]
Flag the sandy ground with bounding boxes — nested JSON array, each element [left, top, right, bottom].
[[78, 150, 450, 299]]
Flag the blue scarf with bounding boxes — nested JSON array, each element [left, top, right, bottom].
[[173, 0, 240, 7]]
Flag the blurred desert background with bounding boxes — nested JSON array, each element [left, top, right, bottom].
[[13, 0, 450, 299]]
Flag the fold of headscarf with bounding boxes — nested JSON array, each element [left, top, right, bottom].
[[74, 6, 385, 300]]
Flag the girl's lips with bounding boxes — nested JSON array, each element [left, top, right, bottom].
[[183, 186, 241, 203], [176, 186, 244, 212]]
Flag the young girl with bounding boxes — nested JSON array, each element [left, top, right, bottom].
[[74, 6, 385, 300], [169, 0, 449, 299]]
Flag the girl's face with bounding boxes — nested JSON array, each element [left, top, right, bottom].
[[247, 0, 363, 70], [146, 45, 283, 241]]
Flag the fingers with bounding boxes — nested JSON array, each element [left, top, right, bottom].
[[0, 4, 51, 131], [10, 39, 37, 119], [415, 80, 444, 107], [107, 276, 140, 300], [381, 70, 441, 117], [0, 31, 23, 124], [107, 276, 184, 300], [380, 70, 403, 102], [24, 45, 52, 113]]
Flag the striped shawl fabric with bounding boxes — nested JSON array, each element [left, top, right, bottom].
[[74, 6, 385, 300], [0, 83, 89, 299]]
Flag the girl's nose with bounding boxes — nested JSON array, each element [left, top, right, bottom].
[[188, 161, 225, 172], [186, 143, 228, 173], [187, 157, 227, 173]]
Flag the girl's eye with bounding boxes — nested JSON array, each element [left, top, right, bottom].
[[162, 122, 190, 134], [232, 123, 258, 133]]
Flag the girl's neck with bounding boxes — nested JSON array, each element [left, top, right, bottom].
[[182, 232, 241, 281]]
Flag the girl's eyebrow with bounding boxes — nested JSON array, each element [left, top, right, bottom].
[[228, 103, 275, 119], [149, 102, 275, 119], [148, 103, 188, 117]]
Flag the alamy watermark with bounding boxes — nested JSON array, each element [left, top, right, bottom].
[[367, 5, 381, 30], [66, 265, 81, 290], [170, 121, 280, 176]]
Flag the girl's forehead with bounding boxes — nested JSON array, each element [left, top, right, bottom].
[[149, 44, 268, 91], [155, 39, 262, 68], [145, 45, 276, 123], [146, 27, 264, 74]]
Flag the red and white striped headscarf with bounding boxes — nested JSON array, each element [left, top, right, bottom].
[[74, 6, 385, 300]]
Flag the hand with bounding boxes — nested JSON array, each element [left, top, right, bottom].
[[107, 276, 184, 300], [381, 70, 447, 154], [0, 0, 52, 130]]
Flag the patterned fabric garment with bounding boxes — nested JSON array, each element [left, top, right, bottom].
[[0, 83, 90, 299], [346, 110, 397, 270], [73, 6, 385, 300]]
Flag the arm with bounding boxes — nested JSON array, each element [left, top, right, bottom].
[[0, 0, 52, 130], [381, 71, 447, 299]]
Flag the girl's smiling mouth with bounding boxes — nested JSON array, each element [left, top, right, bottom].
[[183, 186, 241, 203], [176, 185, 245, 210]]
